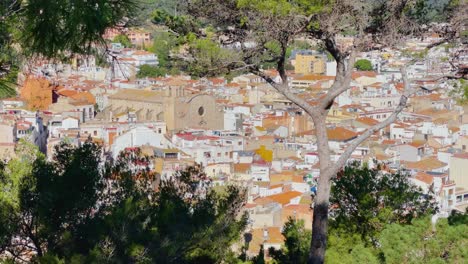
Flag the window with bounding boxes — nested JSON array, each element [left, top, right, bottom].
[[158, 128, 162, 134], [198, 106, 205, 116], [217, 153, 221, 157], [93, 131, 97, 136], [463, 145, 466, 151], [238, 141, 242, 146]]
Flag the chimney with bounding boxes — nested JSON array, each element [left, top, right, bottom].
[[263, 225, 269, 242]]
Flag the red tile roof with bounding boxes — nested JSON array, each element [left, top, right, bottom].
[[327, 127, 358, 142]]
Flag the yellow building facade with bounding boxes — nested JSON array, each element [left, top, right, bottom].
[[294, 54, 326, 75]]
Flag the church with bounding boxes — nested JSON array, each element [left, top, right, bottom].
[[101, 85, 224, 132]]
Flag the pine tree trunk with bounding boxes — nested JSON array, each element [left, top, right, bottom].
[[308, 116, 333, 264], [308, 177, 332, 264]]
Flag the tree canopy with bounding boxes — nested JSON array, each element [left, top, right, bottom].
[[330, 162, 437, 243], [264, 179, 467, 264], [113, 34, 132, 48], [0, 142, 247, 263], [269, 218, 311, 264], [136, 64, 167, 78], [354, 59, 373, 71]]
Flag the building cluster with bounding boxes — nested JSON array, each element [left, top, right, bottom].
[[0, 32, 467, 258]]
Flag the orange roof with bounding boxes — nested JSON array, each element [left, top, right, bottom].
[[375, 153, 392, 161], [395, 82, 405, 92], [226, 82, 240, 87], [414, 171, 434, 185], [295, 129, 314, 136], [352, 71, 377, 79], [292, 175, 305, 183], [248, 227, 284, 255], [269, 184, 283, 190], [294, 75, 335, 81], [70, 91, 96, 105], [119, 57, 136, 61], [355, 117, 379, 126], [270, 171, 298, 184], [256, 191, 302, 206], [408, 140, 426, 148], [283, 204, 312, 215], [404, 157, 447, 171], [256, 135, 275, 140], [233, 163, 251, 173], [382, 139, 397, 145], [327, 127, 358, 141], [449, 126, 460, 133], [208, 78, 225, 85]]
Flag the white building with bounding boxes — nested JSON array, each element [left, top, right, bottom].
[[111, 125, 169, 158]]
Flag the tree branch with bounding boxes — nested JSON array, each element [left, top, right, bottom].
[[331, 67, 415, 176], [249, 67, 321, 120], [319, 49, 357, 110]]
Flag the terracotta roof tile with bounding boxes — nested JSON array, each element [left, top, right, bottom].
[[293, 75, 335, 81], [327, 127, 358, 142], [255, 191, 302, 206], [355, 117, 380, 126], [352, 71, 377, 79], [233, 163, 251, 173], [414, 171, 434, 185], [404, 157, 447, 171]]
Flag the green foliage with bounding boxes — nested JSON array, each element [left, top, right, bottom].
[[408, 0, 455, 24], [151, 9, 198, 36], [354, 59, 373, 71], [330, 162, 437, 243], [448, 208, 468, 226], [461, 30, 468, 38], [130, 0, 179, 26], [137, 64, 167, 78], [269, 218, 311, 264], [0, 139, 44, 207], [326, 232, 379, 264], [0, 143, 247, 263], [449, 79, 468, 105], [270, 210, 467, 264], [20, 0, 138, 58], [148, 32, 177, 66], [0, 78, 17, 99], [251, 245, 265, 264], [113, 34, 132, 48], [187, 37, 239, 78], [379, 218, 468, 263], [0, 1, 21, 98], [236, 0, 331, 17]]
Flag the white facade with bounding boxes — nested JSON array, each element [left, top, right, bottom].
[[111, 126, 169, 158], [251, 164, 270, 182]]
